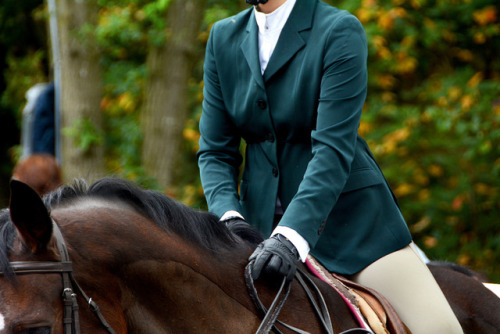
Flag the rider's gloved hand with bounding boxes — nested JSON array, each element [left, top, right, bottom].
[[222, 216, 248, 230], [219, 216, 264, 243], [249, 233, 299, 283]]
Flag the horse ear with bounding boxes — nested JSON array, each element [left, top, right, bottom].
[[9, 179, 53, 253]]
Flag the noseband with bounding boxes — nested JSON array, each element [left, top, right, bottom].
[[0, 220, 116, 334]]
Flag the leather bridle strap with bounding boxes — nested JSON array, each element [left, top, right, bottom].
[[0, 221, 117, 334], [245, 262, 374, 334], [294, 270, 374, 334], [245, 262, 331, 334], [296, 268, 334, 334], [52, 222, 79, 334], [2, 261, 73, 274], [68, 271, 117, 334], [51, 222, 117, 334], [245, 263, 305, 334], [255, 277, 292, 334], [1, 259, 80, 334]]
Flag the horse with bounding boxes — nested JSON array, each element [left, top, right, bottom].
[[12, 153, 62, 195], [0, 178, 365, 334], [0, 178, 499, 333], [427, 262, 500, 333]]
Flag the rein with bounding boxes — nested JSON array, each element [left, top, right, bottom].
[[0, 220, 117, 334], [245, 262, 374, 334]]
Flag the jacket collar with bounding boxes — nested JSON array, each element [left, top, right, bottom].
[[240, 0, 316, 87], [241, 10, 265, 89]]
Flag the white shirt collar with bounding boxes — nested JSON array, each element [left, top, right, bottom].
[[254, 0, 296, 34]]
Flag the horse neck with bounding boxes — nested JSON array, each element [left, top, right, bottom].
[[116, 233, 257, 332], [55, 206, 258, 333]]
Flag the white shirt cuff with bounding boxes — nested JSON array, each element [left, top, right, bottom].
[[220, 210, 245, 222], [271, 226, 310, 262]]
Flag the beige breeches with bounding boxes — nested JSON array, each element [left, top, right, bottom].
[[350, 242, 464, 334]]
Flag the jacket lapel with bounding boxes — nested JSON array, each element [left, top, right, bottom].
[[240, 11, 266, 90], [263, 0, 316, 82]]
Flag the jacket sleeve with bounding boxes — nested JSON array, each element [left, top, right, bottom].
[[197, 24, 244, 218], [278, 14, 368, 248]]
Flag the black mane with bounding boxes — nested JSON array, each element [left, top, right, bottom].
[[0, 177, 263, 276]]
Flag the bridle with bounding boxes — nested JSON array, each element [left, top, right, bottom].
[[0, 220, 117, 334]]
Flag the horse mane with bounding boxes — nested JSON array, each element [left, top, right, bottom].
[[0, 177, 262, 276]]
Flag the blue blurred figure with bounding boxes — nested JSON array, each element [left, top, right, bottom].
[[21, 82, 55, 157], [32, 82, 55, 155]]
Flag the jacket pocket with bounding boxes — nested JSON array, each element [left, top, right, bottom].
[[342, 167, 385, 193]]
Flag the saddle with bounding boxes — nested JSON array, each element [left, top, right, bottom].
[[306, 256, 411, 334]]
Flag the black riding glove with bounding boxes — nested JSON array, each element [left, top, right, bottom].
[[249, 233, 299, 283], [220, 217, 263, 243], [222, 217, 248, 230]]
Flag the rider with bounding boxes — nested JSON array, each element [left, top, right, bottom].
[[197, 0, 463, 332]]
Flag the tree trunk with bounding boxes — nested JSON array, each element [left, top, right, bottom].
[[141, 0, 206, 191], [56, 0, 104, 183]]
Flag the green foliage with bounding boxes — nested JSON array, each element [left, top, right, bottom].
[[1, 50, 47, 120], [204, 2, 245, 26], [104, 112, 160, 189], [96, 0, 245, 198], [96, 1, 155, 189], [97, 0, 171, 47], [62, 118, 104, 153]]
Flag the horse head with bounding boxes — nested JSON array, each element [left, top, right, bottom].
[[0, 180, 63, 333], [0, 180, 125, 334]]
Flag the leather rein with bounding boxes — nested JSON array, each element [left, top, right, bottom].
[[245, 262, 374, 334], [0, 220, 116, 334]]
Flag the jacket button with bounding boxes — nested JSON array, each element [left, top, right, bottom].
[[272, 168, 278, 177], [257, 99, 267, 109], [266, 133, 275, 142]]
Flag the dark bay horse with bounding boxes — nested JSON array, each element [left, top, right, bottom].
[[0, 178, 362, 333], [0, 178, 499, 333], [428, 262, 500, 333]]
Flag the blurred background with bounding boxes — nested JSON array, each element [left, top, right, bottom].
[[0, 0, 499, 280]]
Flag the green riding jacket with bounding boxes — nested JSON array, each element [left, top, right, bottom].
[[198, 0, 411, 275]]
